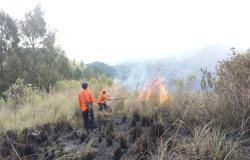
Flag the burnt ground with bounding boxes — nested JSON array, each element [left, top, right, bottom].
[[0, 111, 169, 160], [2, 110, 250, 160]]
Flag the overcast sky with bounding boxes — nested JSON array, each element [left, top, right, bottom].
[[1, 0, 250, 64]]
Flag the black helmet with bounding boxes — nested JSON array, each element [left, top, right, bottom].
[[82, 82, 88, 89]]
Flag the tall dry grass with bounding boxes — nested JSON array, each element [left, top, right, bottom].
[[0, 88, 79, 132], [0, 78, 113, 132], [151, 124, 242, 160]]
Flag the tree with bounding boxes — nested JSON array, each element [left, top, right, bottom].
[[0, 5, 87, 96], [4, 54, 22, 85], [80, 60, 85, 68], [19, 5, 63, 92], [73, 68, 82, 80], [0, 11, 19, 76], [19, 4, 47, 88], [82, 66, 98, 80], [20, 4, 46, 51], [57, 49, 73, 79], [0, 11, 19, 94]]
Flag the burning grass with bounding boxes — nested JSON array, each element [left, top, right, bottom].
[[139, 76, 168, 105]]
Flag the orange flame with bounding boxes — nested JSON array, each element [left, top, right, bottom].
[[139, 76, 168, 104]]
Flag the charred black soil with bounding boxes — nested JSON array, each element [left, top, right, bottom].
[[0, 111, 169, 160]]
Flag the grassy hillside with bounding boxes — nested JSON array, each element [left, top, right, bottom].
[[0, 51, 250, 159]]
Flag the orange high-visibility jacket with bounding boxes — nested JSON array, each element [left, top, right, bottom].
[[98, 92, 107, 104], [78, 89, 94, 112]]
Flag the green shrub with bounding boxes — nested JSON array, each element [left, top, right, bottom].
[[6, 78, 46, 106], [6, 78, 34, 105]]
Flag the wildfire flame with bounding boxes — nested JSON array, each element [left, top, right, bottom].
[[139, 75, 168, 104]]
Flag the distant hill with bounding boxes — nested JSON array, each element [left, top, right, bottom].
[[88, 61, 117, 78]]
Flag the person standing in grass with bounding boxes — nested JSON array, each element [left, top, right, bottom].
[[98, 89, 111, 111], [78, 82, 95, 133]]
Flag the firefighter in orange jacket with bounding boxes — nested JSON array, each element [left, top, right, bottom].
[[98, 89, 110, 111], [78, 82, 95, 132]]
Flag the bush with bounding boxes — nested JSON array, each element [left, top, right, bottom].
[[6, 78, 34, 105], [54, 80, 80, 92], [215, 52, 250, 128]]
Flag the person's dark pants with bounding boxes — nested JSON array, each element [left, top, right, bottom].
[[98, 103, 108, 111], [82, 108, 94, 132]]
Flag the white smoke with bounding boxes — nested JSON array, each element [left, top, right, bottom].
[[114, 45, 231, 90]]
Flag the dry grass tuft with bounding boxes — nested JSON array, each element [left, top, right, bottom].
[[0, 88, 78, 132], [152, 123, 243, 160]]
